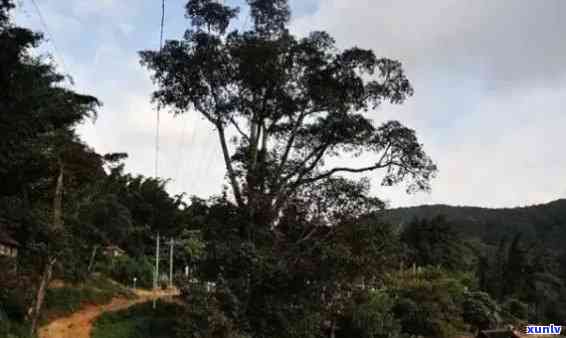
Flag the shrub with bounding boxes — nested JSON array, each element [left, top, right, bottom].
[[351, 291, 403, 338], [176, 281, 244, 338], [92, 301, 182, 338], [0, 288, 28, 321], [107, 256, 154, 289], [502, 298, 528, 322], [44, 276, 134, 319], [389, 268, 468, 338], [461, 291, 502, 332]]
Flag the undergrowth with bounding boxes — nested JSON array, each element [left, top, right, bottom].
[[91, 300, 183, 338], [43, 275, 136, 321]]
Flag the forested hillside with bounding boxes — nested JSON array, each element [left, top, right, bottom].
[[379, 199, 566, 248]]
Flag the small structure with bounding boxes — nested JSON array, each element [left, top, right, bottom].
[[102, 245, 125, 258], [476, 329, 521, 338], [0, 229, 19, 258]]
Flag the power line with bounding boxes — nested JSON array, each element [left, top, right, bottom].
[[154, 0, 166, 178], [29, 0, 68, 78]]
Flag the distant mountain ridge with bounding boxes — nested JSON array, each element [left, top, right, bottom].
[[379, 199, 566, 249]]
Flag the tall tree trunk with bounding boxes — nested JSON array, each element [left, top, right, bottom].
[[52, 160, 64, 230], [88, 245, 99, 274], [30, 160, 64, 336]]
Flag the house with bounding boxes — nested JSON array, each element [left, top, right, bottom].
[[102, 245, 125, 258], [0, 228, 19, 258], [476, 329, 522, 338]]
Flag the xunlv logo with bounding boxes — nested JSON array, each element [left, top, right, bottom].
[[525, 324, 562, 335]]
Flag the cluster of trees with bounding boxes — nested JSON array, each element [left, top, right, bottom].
[[0, 1, 193, 335], [382, 201, 566, 323]]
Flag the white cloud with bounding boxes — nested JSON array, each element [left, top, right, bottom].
[[291, 0, 566, 207], [15, 0, 566, 208]]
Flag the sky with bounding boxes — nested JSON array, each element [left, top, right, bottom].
[[13, 0, 566, 208]]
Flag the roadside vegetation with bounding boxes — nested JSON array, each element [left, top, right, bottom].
[[43, 276, 135, 321], [91, 301, 183, 338]]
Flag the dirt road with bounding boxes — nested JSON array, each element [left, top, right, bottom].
[[38, 289, 178, 338]]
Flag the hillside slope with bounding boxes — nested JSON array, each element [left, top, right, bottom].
[[379, 199, 566, 248]]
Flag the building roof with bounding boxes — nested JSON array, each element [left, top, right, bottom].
[[103, 245, 125, 254]]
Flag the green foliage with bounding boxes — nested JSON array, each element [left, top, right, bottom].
[[501, 298, 528, 322], [176, 282, 245, 338], [461, 291, 502, 332], [389, 268, 468, 338], [140, 0, 436, 232], [350, 291, 403, 338], [44, 276, 134, 319], [0, 316, 34, 338], [105, 255, 154, 289], [92, 301, 182, 338], [381, 199, 566, 251], [1, 289, 34, 338], [401, 215, 470, 271], [0, 287, 28, 322]]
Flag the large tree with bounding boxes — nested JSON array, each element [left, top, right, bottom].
[[141, 1, 437, 337], [140, 0, 436, 234]]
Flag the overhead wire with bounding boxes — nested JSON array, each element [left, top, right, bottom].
[[29, 0, 69, 82], [154, 0, 165, 178]]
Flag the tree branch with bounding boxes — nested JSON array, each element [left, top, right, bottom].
[[229, 116, 250, 142], [274, 111, 306, 182], [216, 124, 245, 208], [299, 163, 390, 186]]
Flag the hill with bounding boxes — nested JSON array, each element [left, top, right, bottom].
[[379, 199, 566, 249]]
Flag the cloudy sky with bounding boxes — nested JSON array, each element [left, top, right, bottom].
[[14, 0, 566, 208]]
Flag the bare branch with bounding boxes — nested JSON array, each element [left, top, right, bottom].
[[298, 163, 389, 186]]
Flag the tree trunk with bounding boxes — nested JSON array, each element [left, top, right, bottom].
[[88, 245, 99, 273], [30, 160, 65, 336], [52, 160, 64, 230], [30, 257, 56, 336]]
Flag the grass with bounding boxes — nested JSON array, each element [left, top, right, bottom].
[[43, 275, 136, 321], [91, 300, 183, 338]]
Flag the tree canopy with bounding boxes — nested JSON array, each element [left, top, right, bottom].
[[140, 0, 437, 234]]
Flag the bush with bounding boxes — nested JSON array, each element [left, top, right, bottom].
[[389, 268, 468, 338], [92, 300, 182, 338], [350, 291, 403, 338], [0, 288, 28, 321], [461, 291, 502, 332], [0, 310, 33, 338], [176, 281, 244, 338], [44, 276, 135, 319], [502, 298, 528, 322], [106, 256, 154, 289]]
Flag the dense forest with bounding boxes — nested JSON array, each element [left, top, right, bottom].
[[380, 199, 566, 249], [1, 0, 565, 338]]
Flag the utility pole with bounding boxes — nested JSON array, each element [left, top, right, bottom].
[[169, 237, 174, 289], [153, 232, 160, 309]]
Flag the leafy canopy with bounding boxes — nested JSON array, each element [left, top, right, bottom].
[[140, 0, 437, 230]]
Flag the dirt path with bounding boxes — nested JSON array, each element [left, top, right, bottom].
[[38, 289, 179, 338]]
